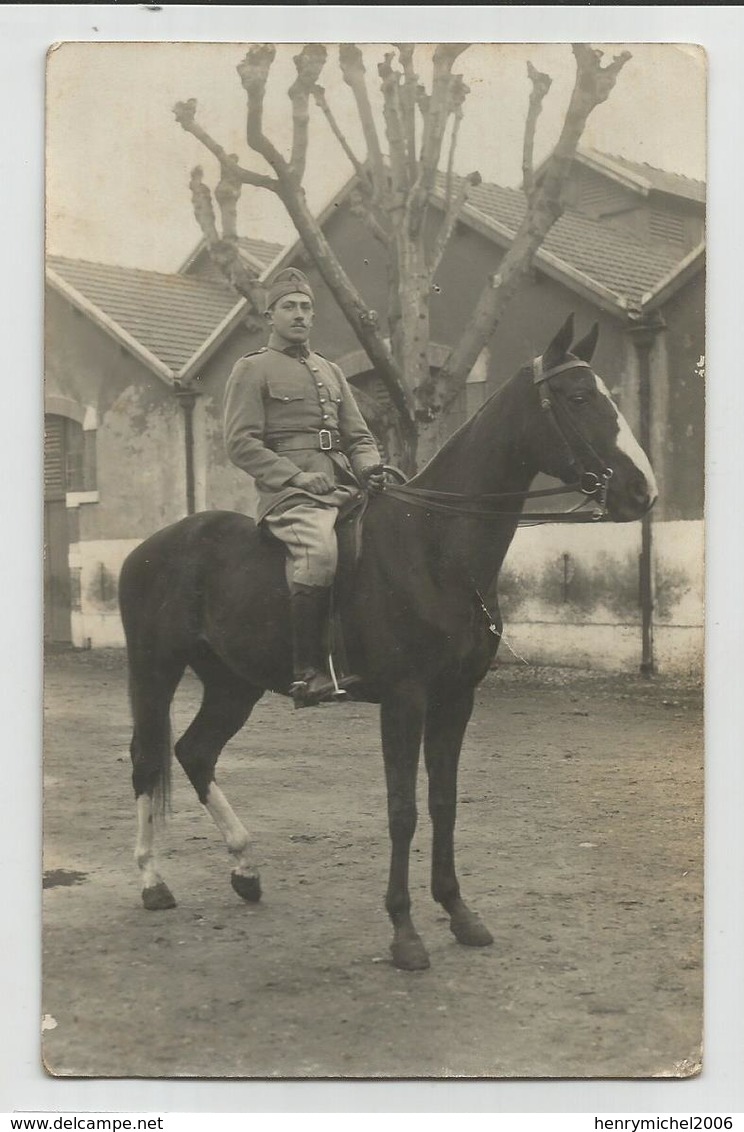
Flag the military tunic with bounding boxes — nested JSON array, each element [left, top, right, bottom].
[[223, 335, 382, 587]]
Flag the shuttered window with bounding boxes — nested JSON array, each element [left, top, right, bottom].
[[44, 414, 97, 499], [44, 416, 67, 501]]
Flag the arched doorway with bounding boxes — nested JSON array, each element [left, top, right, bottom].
[[336, 342, 489, 466]]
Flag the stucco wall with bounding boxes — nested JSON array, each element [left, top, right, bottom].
[[45, 289, 187, 538]]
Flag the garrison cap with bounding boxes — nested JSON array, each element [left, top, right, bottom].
[[265, 267, 314, 311]]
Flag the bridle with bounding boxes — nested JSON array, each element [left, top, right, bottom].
[[531, 355, 614, 520], [383, 355, 615, 525]]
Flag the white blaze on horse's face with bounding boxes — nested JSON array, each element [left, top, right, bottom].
[[593, 373, 659, 505]]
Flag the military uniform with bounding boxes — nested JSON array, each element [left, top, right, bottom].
[[223, 334, 381, 586], [223, 265, 383, 708]]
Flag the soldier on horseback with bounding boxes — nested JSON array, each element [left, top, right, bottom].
[[223, 267, 386, 709]]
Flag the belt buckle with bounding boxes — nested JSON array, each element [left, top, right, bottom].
[[318, 429, 333, 451]]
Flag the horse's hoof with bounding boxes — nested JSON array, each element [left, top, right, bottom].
[[231, 871, 262, 903], [450, 913, 494, 948], [390, 935, 431, 971], [142, 882, 177, 911]]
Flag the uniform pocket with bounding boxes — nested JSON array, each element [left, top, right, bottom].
[[266, 380, 305, 403]]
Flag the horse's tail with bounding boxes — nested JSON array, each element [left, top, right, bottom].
[[119, 544, 183, 817], [125, 654, 174, 816]]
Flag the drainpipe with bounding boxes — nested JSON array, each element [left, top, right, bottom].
[[174, 382, 198, 516], [627, 314, 665, 677]]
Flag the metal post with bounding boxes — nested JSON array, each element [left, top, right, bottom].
[[175, 384, 198, 517], [628, 316, 664, 677]]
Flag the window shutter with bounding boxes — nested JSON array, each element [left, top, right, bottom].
[[649, 208, 686, 245], [44, 416, 66, 501]]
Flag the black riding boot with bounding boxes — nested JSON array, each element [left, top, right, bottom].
[[289, 585, 360, 709]]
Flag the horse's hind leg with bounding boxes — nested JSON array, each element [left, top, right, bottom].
[[176, 647, 264, 903], [424, 682, 494, 948], [129, 657, 185, 911]]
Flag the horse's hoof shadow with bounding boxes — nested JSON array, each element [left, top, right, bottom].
[[231, 871, 262, 903], [142, 882, 177, 911]]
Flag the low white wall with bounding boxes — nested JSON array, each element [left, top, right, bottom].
[[66, 520, 704, 675], [498, 519, 703, 675], [67, 538, 139, 649]]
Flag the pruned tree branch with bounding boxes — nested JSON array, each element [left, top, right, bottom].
[[177, 41, 631, 472], [418, 43, 631, 417], [189, 166, 219, 244], [288, 43, 327, 183], [394, 43, 419, 183], [187, 166, 266, 312], [378, 53, 409, 200], [237, 45, 290, 176], [428, 170, 481, 279], [174, 99, 279, 190], [444, 73, 469, 208], [522, 62, 552, 198], [339, 44, 387, 203], [313, 85, 368, 183], [408, 44, 471, 240], [214, 160, 242, 240], [349, 187, 391, 247]]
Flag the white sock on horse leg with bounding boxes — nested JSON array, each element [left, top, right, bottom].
[[203, 783, 258, 877], [134, 794, 165, 890]]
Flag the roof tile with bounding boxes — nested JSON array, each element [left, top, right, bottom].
[[237, 236, 284, 267], [48, 256, 241, 374], [586, 149, 706, 204], [439, 176, 687, 305]]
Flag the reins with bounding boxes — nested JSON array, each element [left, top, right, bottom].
[[382, 355, 614, 526]]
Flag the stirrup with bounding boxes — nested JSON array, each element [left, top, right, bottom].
[[289, 671, 361, 709]]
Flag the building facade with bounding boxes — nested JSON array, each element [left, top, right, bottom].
[[45, 150, 704, 673]]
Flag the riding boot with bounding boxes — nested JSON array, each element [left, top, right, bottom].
[[289, 585, 361, 709]]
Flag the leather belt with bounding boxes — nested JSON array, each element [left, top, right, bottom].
[[267, 429, 342, 454]]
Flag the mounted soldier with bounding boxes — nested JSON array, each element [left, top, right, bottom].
[[223, 267, 386, 709]]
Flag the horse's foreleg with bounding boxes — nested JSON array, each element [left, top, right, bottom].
[[424, 683, 493, 948], [380, 680, 429, 971]]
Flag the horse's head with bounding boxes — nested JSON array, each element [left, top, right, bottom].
[[525, 314, 658, 522]]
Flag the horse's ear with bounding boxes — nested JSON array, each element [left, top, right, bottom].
[[572, 322, 599, 363], [543, 314, 575, 366]]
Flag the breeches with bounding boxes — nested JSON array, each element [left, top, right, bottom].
[[263, 501, 339, 589]]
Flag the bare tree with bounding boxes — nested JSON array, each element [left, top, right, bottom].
[[175, 43, 630, 471]]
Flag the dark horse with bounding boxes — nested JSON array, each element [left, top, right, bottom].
[[119, 315, 657, 971]]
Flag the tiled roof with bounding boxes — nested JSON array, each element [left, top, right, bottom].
[[47, 256, 241, 375], [237, 236, 284, 267], [437, 175, 688, 307], [585, 150, 706, 204]]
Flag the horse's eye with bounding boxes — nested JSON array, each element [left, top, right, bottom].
[[567, 393, 589, 406]]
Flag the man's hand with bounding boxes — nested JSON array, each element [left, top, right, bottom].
[[360, 464, 386, 495], [290, 471, 335, 494]]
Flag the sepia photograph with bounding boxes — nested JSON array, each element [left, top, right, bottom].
[[42, 37, 705, 1080]]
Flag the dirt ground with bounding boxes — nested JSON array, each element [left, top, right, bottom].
[[42, 648, 703, 1080]]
